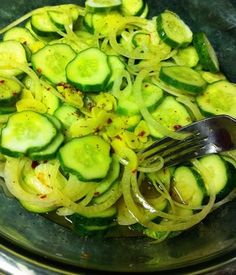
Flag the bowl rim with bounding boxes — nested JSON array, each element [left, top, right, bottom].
[[1, 233, 236, 274]]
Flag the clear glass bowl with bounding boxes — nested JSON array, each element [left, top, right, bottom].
[[0, 0, 236, 273]]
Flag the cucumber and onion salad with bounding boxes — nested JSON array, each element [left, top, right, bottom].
[[0, 0, 235, 240]]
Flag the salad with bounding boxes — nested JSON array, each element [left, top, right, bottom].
[[0, 0, 235, 241]]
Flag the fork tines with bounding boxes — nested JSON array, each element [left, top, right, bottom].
[[139, 130, 207, 167]]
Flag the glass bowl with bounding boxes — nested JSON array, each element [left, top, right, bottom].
[[0, 0, 236, 273]]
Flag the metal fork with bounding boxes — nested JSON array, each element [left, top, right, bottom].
[[139, 115, 236, 168]]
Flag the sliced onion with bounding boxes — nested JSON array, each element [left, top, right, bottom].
[[133, 70, 189, 140], [4, 158, 61, 207], [176, 97, 204, 121]]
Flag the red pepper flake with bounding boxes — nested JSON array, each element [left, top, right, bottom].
[[31, 160, 39, 169], [57, 82, 71, 89], [47, 87, 51, 91], [37, 68, 42, 74], [138, 130, 145, 137], [132, 169, 137, 174], [107, 118, 113, 124], [40, 194, 47, 199], [173, 125, 182, 131], [94, 192, 100, 197], [0, 80, 5, 84], [12, 92, 18, 97], [115, 135, 122, 140]]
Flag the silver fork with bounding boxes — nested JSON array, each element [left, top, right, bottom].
[[139, 115, 236, 168]]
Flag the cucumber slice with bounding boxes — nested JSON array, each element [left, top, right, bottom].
[[196, 80, 236, 117], [0, 111, 57, 157], [0, 76, 22, 105], [141, 82, 164, 112], [54, 103, 80, 129], [172, 166, 206, 207], [41, 83, 61, 115], [121, 0, 145, 16], [66, 47, 111, 92], [199, 155, 234, 199], [116, 82, 163, 115], [156, 11, 193, 48], [93, 181, 119, 204], [31, 12, 58, 37], [58, 135, 112, 181], [29, 133, 64, 161], [19, 200, 56, 213], [172, 46, 199, 68], [83, 13, 94, 33], [140, 3, 149, 18], [72, 222, 115, 236], [48, 7, 79, 30], [25, 20, 55, 43], [3, 27, 37, 48], [116, 94, 140, 116], [85, 0, 122, 12], [93, 155, 120, 195], [44, 113, 62, 131], [159, 66, 207, 93], [0, 106, 16, 115], [92, 11, 125, 37], [70, 206, 116, 227], [193, 32, 219, 73], [0, 41, 28, 77], [149, 96, 192, 138], [106, 55, 125, 89], [31, 43, 76, 84], [200, 71, 226, 84], [132, 32, 150, 48]]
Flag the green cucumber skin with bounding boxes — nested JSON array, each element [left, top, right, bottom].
[[86, 6, 121, 13], [0, 106, 16, 115], [173, 166, 207, 206], [94, 156, 120, 195], [134, 1, 146, 16], [57, 152, 92, 182], [67, 76, 111, 92], [121, 0, 145, 16], [159, 67, 207, 94], [0, 146, 24, 158], [58, 142, 112, 182], [212, 160, 236, 201], [0, 112, 58, 157], [47, 19, 65, 32], [191, 167, 208, 197], [71, 214, 116, 227], [30, 22, 59, 38], [69, 211, 116, 227], [193, 33, 219, 73], [83, 13, 94, 34], [58, 159, 107, 182], [30, 151, 58, 161], [156, 15, 189, 48], [0, 95, 20, 106], [71, 222, 115, 237], [29, 134, 64, 161]]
